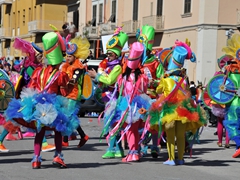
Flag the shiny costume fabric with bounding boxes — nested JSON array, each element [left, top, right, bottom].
[[5, 65, 79, 136], [149, 76, 207, 133], [223, 73, 240, 147], [61, 59, 85, 101]]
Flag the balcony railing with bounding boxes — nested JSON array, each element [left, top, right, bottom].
[[237, 10, 240, 26], [0, 27, 11, 38], [28, 20, 64, 33], [122, 20, 140, 33], [99, 22, 116, 35], [0, 28, 3, 37], [142, 15, 164, 30], [82, 26, 99, 38], [0, 0, 13, 5]]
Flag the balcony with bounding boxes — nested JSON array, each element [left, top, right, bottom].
[[142, 15, 164, 31], [82, 26, 99, 39], [28, 20, 64, 33], [0, 27, 12, 39], [0, 0, 13, 5], [99, 22, 116, 35], [122, 20, 140, 34]]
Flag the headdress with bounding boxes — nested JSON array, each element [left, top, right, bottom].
[[31, 42, 43, 56], [106, 26, 128, 57], [66, 34, 90, 60], [42, 32, 65, 65], [222, 34, 240, 59], [137, 25, 155, 51], [13, 38, 43, 71], [167, 39, 196, 71], [221, 34, 240, 72], [127, 42, 144, 70]]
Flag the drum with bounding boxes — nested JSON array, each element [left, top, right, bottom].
[[207, 74, 235, 104], [217, 54, 233, 69], [81, 73, 93, 100], [0, 69, 9, 80], [201, 87, 212, 109], [0, 78, 15, 113]]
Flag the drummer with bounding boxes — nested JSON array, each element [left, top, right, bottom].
[[60, 35, 90, 148]]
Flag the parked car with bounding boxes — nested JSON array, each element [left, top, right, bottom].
[[78, 59, 105, 117]]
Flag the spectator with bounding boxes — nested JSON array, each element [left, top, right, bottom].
[[69, 22, 76, 34], [88, 50, 94, 59], [97, 49, 107, 60], [189, 81, 197, 100]]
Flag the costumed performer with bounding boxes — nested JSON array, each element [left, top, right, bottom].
[[61, 35, 90, 148], [148, 39, 207, 166], [0, 38, 55, 153], [208, 34, 240, 158], [137, 25, 164, 158], [104, 42, 152, 162], [211, 71, 230, 148], [88, 27, 128, 159], [4, 32, 79, 169]]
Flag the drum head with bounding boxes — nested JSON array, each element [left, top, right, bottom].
[[82, 73, 93, 100], [201, 87, 212, 109], [217, 55, 233, 69], [207, 74, 235, 104], [0, 78, 15, 113], [0, 69, 9, 80]]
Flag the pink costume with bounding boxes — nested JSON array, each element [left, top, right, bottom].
[[103, 42, 152, 162]]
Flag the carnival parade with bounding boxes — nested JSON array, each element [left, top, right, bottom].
[[0, 1, 240, 180], [0, 23, 239, 169]]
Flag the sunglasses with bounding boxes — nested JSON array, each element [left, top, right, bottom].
[[107, 53, 115, 57]]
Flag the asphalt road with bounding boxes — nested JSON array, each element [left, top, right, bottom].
[[0, 117, 239, 180]]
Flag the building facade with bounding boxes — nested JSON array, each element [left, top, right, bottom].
[[0, 0, 68, 59], [1, 0, 240, 83], [76, 0, 240, 82]]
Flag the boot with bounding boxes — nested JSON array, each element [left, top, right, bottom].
[[52, 153, 67, 168], [31, 155, 42, 169]]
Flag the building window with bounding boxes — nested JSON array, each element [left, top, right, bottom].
[[34, 6, 36, 20], [133, 0, 138, 21], [109, 0, 116, 22], [18, 11, 20, 28], [23, 9, 25, 26], [92, 5, 97, 26], [99, 3, 103, 23], [157, 0, 163, 16], [184, 0, 191, 14], [150, 2, 153, 16], [40, 5, 42, 19], [29, 8, 32, 22], [73, 11, 79, 31]]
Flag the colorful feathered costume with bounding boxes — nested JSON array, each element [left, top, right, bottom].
[[90, 27, 128, 159], [0, 38, 45, 152], [137, 25, 165, 158], [102, 42, 152, 162], [4, 32, 79, 169], [210, 34, 240, 158], [60, 35, 90, 147], [148, 40, 207, 166]]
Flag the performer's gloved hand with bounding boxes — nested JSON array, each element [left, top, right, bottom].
[[138, 108, 147, 114]]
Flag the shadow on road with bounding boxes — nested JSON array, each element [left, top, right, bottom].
[[0, 150, 33, 157], [41, 161, 122, 169], [185, 159, 238, 166]]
